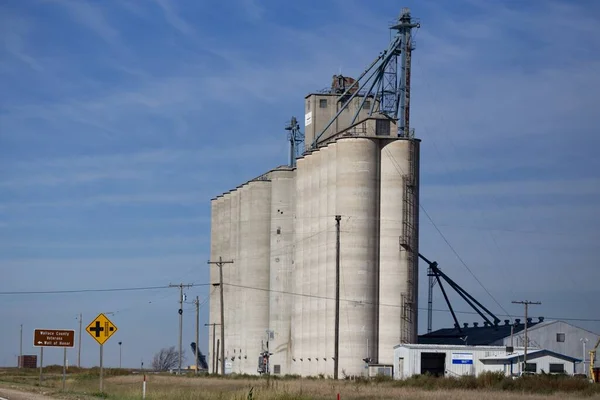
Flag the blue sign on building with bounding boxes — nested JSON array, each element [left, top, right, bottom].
[[451, 352, 474, 365]]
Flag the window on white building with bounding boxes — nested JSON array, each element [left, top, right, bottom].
[[524, 363, 537, 373], [549, 363, 565, 373], [556, 333, 565, 342]]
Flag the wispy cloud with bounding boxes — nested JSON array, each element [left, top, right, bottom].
[[50, 0, 120, 45], [0, 12, 43, 72], [153, 0, 195, 36]]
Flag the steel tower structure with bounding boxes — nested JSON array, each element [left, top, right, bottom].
[[311, 8, 420, 149], [285, 116, 304, 167]]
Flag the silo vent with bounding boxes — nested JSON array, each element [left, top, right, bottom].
[[463, 323, 469, 328], [484, 322, 490, 327], [538, 316, 545, 322], [473, 322, 479, 328], [515, 318, 521, 324], [527, 317, 533, 324], [504, 320, 510, 325]]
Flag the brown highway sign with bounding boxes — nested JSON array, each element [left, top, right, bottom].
[[33, 329, 75, 348]]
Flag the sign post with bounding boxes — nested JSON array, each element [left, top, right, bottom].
[[39, 347, 43, 386], [62, 348, 67, 390], [86, 313, 118, 394], [33, 329, 75, 390]]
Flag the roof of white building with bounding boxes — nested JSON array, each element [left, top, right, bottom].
[[480, 349, 580, 363], [394, 343, 526, 351]]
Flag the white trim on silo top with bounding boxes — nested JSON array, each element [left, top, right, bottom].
[[325, 142, 337, 376], [238, 185, 251, 373], [268, 169, 295, 375], [336, 137, 380, 377], [292, 158, 306, 376], [245, 180, 272, 374], [317, 147, 329, 375], [378, 139, 410, 364], [302, 153, 313, 376]]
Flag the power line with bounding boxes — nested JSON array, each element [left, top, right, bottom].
[[419, 205, 512, 319], [222, 282, 600, 323], [0, 283, 210, 295], [1, 280, 597, 323], [384, 147, 511, 320]]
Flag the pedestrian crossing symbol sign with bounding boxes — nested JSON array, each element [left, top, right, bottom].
[[86, 313, 118, 345]]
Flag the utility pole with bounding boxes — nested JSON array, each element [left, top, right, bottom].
[[334, 215, 341, 380], [19, 324, 23, 368], [194, 296, 199, 375], [205, 323, 220, 373], [118, 342, 122, 369], [512, 300, 541, 374], [169, 283, 193, 375], [207, 256, 233, 376], [581, 338, 589, 376], [77, 313, 82, 368]]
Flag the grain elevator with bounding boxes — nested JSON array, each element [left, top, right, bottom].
[[209, 8, 421, 378]]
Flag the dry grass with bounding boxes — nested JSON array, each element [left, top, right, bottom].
[[0, 368, 599, 400]]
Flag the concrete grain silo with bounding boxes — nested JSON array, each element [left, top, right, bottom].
[[268, 168, 295, 374], [335, 138, 380, 377], [209, 7, 421, 378], [292, 159, 305, 375]]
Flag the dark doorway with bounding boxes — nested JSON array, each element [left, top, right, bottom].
[[421, 353, 446, 376]]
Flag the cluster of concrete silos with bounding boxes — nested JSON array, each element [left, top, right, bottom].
[[209, 135, 419, 377]]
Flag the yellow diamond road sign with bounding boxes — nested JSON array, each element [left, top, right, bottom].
[[86, 313, 118, 345]]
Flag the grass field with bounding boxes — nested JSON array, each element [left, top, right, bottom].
[[1, 367, 599, 400]]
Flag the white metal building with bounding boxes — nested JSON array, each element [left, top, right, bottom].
[[419, 319, 599, 375], [494, 320, 599, 375], [393, 344, 580, 379]]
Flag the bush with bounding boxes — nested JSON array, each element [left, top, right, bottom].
[[390, 372, 600, 395]]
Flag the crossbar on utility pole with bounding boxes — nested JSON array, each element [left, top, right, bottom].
[[512, 300, 541, 374], [334, 215, 341, 380], [169, 283, 193, 375], [208, 256, 234, 376]]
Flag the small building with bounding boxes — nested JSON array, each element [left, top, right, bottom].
[[480, 349, 579, 376], [419, 319, 599, 374], [393, 344, 581, 379], [18, 355, 37, 368]]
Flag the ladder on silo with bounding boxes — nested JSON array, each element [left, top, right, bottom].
[[400, 139, 417, 344]]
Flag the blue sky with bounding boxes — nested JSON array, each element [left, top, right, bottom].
[[1, 0, 599, 368]]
